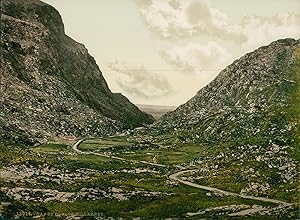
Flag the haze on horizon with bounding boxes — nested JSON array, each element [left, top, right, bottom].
[[43, 0, 300, 106]]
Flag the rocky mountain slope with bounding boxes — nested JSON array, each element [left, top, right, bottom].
[[0, 0, 154, 144], [155, 38, 300, 148], [147, 38, 300, 205]]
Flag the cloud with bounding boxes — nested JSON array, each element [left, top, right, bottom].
[[131, 0, 300, 105], [136, 0, 300, 77], [160, 41, 233, 76], [107, 61, 173, 98], [135, 0, 247, 42], [240, 12, 300, 51], [135, 0, 300, 47]]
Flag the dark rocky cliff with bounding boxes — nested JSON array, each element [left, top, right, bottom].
[[0, 0, 154, 144]]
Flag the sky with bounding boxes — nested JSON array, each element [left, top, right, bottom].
[[43, 0, 300, 106]]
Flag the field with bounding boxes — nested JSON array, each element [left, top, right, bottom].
[[0, 135, 298, 219]]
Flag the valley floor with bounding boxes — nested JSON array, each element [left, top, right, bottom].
[[0, 135, 299, 219]]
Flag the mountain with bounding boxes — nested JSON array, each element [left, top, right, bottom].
[[145, 39, 299, 205], [0, 0, 154, 144], [154, 38, 300, 148]]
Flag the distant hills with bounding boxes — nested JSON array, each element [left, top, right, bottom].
[[0, 0, 154, 144], [137, 104, 177, 120]]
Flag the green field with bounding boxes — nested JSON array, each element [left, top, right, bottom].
[[0, 135, 298, 219]]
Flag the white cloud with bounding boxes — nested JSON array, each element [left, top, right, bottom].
[[160, 41, 233, 76], [240, 12, 300, 51], [132, 0, 300, 105], [135, 0, 300, 47], [107, 60, 173, 98], [135, 0, 246, 42], [136, 0, 300, 78]]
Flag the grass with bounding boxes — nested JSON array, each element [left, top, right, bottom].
[[288, 48, 300, 161], [0, 144, 38, 168], [1, 129, 298, 219], [71, 136, 300, 202], [79, 138, 216, 166], [44, 192, 275, 219], [32, 143, 70, 153]]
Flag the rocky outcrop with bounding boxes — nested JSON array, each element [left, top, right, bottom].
[[155, 38, 300, 146], [148, 39, 300, 205], [0, 0, 154, 144]]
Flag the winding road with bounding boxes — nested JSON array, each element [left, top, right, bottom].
[[169, 170, 291, 206], [72, 139, 293, 216], [72, 139, 166, 167]]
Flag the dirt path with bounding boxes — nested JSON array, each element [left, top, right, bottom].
[[169, 169, 291, 206], [72, 139, 293, 217], [72, 139, 166, 167]]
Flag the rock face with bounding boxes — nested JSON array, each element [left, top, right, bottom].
[[0, 0, 154, 144], [155, 39, 300, 146]]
